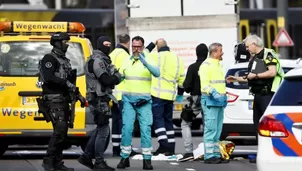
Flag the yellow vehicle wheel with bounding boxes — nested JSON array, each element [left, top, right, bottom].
[[0, 144, 8, 156]]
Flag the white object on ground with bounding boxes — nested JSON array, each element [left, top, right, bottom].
[[186, 168, 196, 171], [169, 162, 179, 165], [132, 154, 183, 161], [193, 142, 204, 159]]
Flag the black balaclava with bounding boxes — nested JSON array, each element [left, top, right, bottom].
[[51, 32, 70, 55], [196, 43, 208, 61], [53, 41, 69, 54], [97, 36, 111, 55]]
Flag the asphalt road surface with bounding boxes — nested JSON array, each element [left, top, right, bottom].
[[0, 137, 257, 171]]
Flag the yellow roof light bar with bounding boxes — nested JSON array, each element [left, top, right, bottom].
[[0, 21, 86, 33]]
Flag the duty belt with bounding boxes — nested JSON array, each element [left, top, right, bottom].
[[43, 94, 66, 102], [88, 92, 117, 103], [250, 85, 271, 95]]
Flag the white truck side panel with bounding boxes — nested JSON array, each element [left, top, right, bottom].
[[127, 15, 238, 72], [129, 28, 237, 73], [183, 0, 235, 16], [129, 0, 181, 17], [129, 0, 235, 17]]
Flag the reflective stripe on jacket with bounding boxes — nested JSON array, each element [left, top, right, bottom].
[[199, 58, 226, 106], [120, 53, 156, 97], [150, 51, 185, 100], [110, 48, 130, 100], [263, 48, 284, 92]]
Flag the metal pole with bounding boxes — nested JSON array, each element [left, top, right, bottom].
[[236, 1, 240, 43], [277, 0, 289, 59], [225, 0, 240, 42], [55, 0, 62, 10]]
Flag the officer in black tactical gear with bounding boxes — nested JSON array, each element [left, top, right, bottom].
[[77, 36, 122, 171], [39, 32, 86, 171]]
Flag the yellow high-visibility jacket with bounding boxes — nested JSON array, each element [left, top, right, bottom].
[[109, 46, 130, 101], [150, 50, 185, 101]]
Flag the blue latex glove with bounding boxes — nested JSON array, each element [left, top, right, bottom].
[[138, 53, 160, 77], [176, 95, 184, 103], [138, 53, 148, 66], [210, 89, 227, 103]]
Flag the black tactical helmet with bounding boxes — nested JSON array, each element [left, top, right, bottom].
[[234, 42, 250, 63], [50, 32, 70, 46]]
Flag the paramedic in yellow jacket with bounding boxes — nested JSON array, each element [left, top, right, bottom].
[[109, 34, 131, 156], [117, 36, 160, 170], [148, 39, 185, 155], [199, 43, 228, 164]]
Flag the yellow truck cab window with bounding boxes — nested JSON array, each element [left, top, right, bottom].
[[0, 41, 85, 76]]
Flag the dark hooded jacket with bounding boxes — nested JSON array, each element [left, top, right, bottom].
[[183, 44, 208, 96]]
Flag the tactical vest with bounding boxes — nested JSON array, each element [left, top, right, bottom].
[[38, 52, 72, 84], [85, 52, 113, 97]]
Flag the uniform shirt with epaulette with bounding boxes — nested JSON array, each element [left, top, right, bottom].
[[247, 49, 278, 93]]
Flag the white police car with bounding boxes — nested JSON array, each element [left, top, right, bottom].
[[257, 66, 302, 171], [221, 59, 302, 140]]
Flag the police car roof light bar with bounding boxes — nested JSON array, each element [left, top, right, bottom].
[[0, 21, 86, 36]]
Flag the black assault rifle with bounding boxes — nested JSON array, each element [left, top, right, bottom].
[[68, 69, 86, 128], [34, 69, 86, 128]]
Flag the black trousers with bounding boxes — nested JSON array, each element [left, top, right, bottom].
[[45, 102, 69, 164], [83, 97, 111, 164], [111, 101, 123, 154], [253, 93, 274, 143]]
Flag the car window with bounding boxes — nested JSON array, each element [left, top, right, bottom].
[[225, 68, 249, 89], [226, 67, 294, 89], [0, 41, 85, 76], [271, 77, 302, 106]]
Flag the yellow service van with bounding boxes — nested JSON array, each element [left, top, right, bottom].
[[0, 21, 109, 156]]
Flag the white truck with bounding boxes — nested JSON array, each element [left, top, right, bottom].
[[123, 0, 239, 132]]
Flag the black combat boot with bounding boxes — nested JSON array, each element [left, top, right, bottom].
[[116, 158, 130, 169], [54, 161, 74, 171], [153, 146, 174, 156], [204, 157, 221, 164], [77, 155, 94, 169], [143, 159, 153, 170], [42, 157, 55, 171], [130, 149, 140, 157], [112, 150, 120, 157], [179, 153, 194, 162], [94, 160, 115, 171]]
